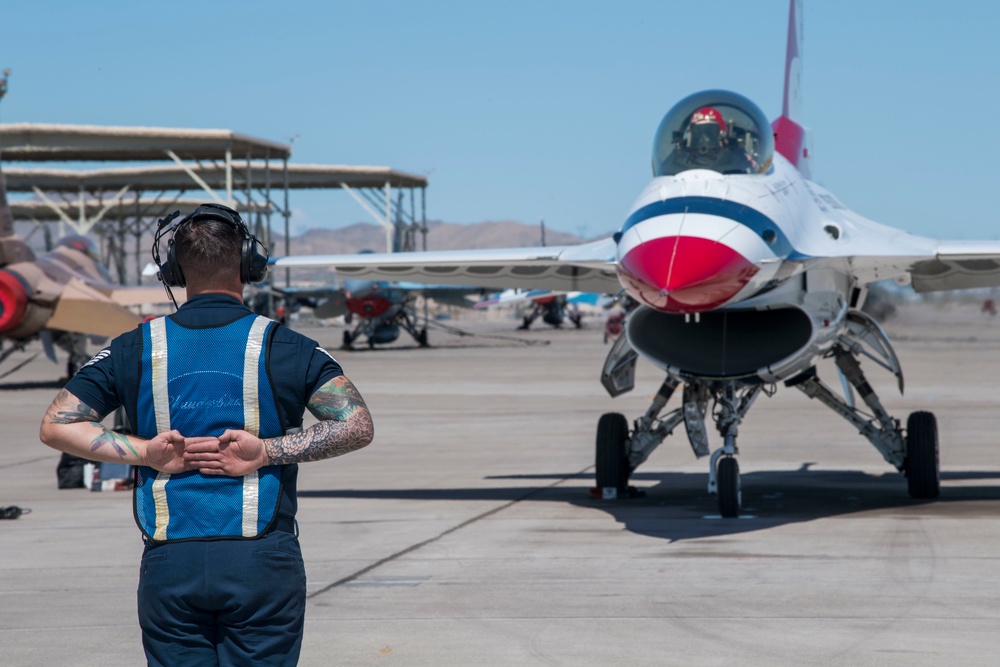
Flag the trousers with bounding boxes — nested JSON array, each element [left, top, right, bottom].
[[137, 529, 306, 666]]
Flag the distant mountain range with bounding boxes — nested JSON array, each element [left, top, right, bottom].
[[274, 219, 597, 255], [270, 219, 606, 284], [15, 218, 604, 286]]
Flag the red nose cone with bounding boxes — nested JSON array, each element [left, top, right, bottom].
[[620, 236, 758, 312]]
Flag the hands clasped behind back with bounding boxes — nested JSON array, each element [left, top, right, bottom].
[[182, 430, 269, 476]]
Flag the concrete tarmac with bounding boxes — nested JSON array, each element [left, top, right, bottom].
[[3, 303, 1000, 666]]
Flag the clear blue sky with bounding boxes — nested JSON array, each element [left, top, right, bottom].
[[2, 0, 999, 240]]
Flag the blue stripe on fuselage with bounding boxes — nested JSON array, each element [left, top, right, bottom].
[[620, 196, 796, 259]]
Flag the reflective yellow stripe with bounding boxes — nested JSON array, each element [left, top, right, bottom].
[[243, 316, 269, 437], [149, 318, 171, 434], [242, 471, 259, 537], [241, 316, 269, 536], [151, 474, 170, 541], [149, 318, 172, 539]]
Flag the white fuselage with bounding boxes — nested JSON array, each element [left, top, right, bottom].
[[615, 154, 934, 383]]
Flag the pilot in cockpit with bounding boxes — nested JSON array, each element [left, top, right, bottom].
[[673, 106, 759, 175], [687, 106, 727, 155]]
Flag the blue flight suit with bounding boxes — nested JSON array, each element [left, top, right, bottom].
[[67, 294, 343, 666]]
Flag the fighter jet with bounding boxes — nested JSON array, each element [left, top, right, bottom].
[[0, 165, 162, 379], [265, 274, 479, 350], [274, 0, 1000, 516]]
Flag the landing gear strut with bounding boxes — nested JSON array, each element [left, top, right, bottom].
[[592, 309, 940, 516], [704, 383, 760, 517]]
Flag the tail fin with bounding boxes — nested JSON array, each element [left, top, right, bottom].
[[771, 0, 811, 177], [0, 165, 35, 266]]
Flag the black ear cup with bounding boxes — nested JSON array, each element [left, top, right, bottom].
[[159, 238, 186, 287], [244, 238, 269, 284]]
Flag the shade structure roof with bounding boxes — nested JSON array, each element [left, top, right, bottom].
[[0, 123, 291, 161], [9, 197, 271, 222], [1, 162, 427, 192]]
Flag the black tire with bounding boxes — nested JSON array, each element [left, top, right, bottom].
[[417, 328, 429, 347], [718, 456, 741, 518], [595, 413, 630, 496], [905, 411, 940, 499], [342, 331, 353, 349]]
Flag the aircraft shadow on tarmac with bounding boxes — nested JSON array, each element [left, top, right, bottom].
[[337, 341, 547, 352], [300, 467, 1000, 542]]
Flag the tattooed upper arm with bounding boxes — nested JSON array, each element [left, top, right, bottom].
[[43, 389, 105, 425], [264, 376, 373, 465], [306, 376, 368, 422]]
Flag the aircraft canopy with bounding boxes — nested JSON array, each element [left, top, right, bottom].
[[652, 90, 773, 177]]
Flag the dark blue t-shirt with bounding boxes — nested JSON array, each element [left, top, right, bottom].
[[65, 293, 344, 527], [68, 293, 342, 423]]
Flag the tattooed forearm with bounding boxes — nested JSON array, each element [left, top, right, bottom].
[[89, 422, 139, 459], [44, 389, 102, 425], [264, 414, 373, 464], [265, 377, 374, 464]]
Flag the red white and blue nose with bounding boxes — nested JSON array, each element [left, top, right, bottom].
[[616, 212, 775, 313]]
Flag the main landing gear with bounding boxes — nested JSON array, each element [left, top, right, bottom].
[[595, 312, 939, 517], [595, 379, 763, 517], [340, 309, 429, 350]]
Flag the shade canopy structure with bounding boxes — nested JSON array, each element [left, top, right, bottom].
[[9, 196, 271, 224], [0, 123, 291, 162], [2, 163, 427, 193], [1, 123, 430, 284]]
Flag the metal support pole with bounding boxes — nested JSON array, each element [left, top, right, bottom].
[[245, 146, 253, 232], [264, 149, 272, 255], [384, 180, 392, 252], [225, 147, 233, 206], [134, 192, 142, 284], [282, 158, 290, 287], [409, 187, 416, 252], [421, 187, 427, 251]]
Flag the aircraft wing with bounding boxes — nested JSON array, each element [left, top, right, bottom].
[[47, 278, 145, 338], [832, 240, 1000, 293], [796, 217, 1000, 293], [404, 284, 487, 308], [249, 284, 349, 319], [272, 238, 621, 294], [907, 241, 1000, 292], [109, 285, 187, 307]]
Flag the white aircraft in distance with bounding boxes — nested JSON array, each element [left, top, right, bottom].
[[275, 0, 1000, 516], [474, 288, 611, 330]]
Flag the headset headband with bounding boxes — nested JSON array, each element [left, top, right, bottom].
[[176, 203, 248, 232]]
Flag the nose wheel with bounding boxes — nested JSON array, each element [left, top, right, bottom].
[[705, 383, 759, 518], [595, 412, 630, 498], [905, 411, 939, 499], [716, 455, 741, 518]]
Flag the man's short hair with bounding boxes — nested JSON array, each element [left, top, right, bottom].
[[174, 219, 243, 286]]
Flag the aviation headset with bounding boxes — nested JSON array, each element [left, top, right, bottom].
[[152, 203, 269, 288]]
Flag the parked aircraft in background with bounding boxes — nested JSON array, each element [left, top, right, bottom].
[[0, 165, 168, 380], [473, 288, 617, 330], [263, 274, 479, 350], [274, 0, 1000, 516]]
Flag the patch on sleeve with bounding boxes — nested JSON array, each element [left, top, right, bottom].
[[81, 348, 111, 369]]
